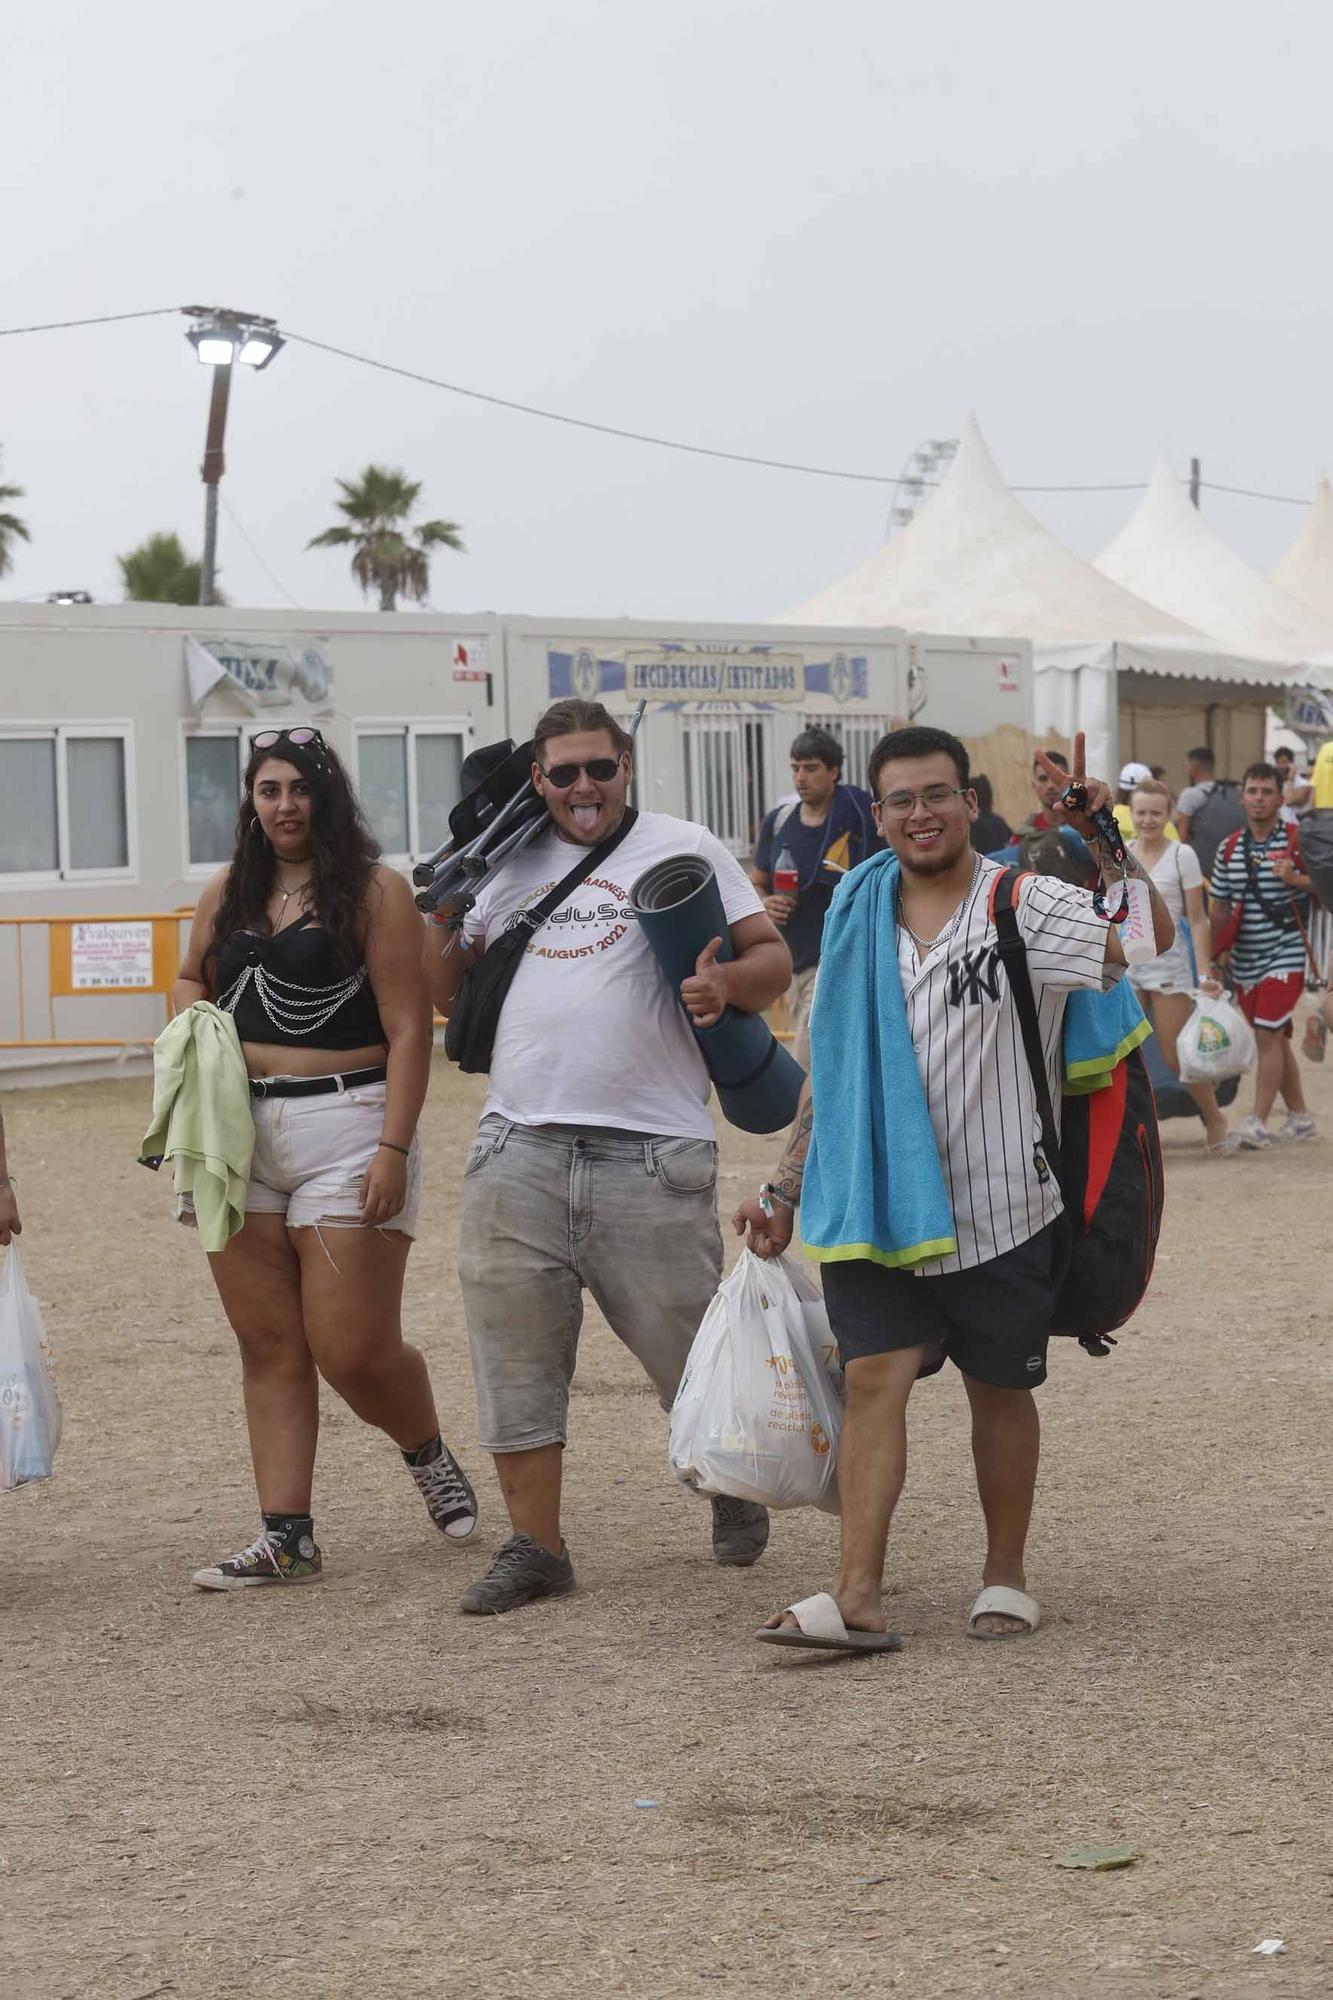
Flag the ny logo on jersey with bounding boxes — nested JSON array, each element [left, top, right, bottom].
[[947, 945, 1002, 1008]]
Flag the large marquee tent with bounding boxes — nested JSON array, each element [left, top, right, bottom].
[[778, 419, 1297, 777]]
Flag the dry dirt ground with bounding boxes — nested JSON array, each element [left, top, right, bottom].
[[2, 1053, 1331, 2000]]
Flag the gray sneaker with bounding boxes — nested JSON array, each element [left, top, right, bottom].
[[458, 1533, 575, 1615], [711, 1495, 770, 1567]]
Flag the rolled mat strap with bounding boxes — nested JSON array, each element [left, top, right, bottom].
[[630, 853, 805, 1134]]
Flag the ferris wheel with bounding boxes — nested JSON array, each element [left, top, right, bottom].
[[887, 437, 958, 538]]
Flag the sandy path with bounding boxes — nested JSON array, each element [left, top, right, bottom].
[[2, 1054, 1330, 1999]]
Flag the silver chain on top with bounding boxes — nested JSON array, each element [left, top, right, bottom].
[[217, 962, 367, 1038]]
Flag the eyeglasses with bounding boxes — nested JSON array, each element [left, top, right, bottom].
[[874, 783, 970, 817], [252, 727, 325, 754], [539, 756, 624, 788]]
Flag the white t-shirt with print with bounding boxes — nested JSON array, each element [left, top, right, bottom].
[[463, 811, 764, 1139]]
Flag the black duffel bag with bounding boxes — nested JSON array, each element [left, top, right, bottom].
[[444, 811, 638, 1073]]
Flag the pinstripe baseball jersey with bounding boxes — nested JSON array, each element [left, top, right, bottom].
[[894, 859, 1119, 1276]]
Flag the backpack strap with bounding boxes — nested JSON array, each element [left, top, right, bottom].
[[990, 868, 1061, 1189], [1219, 825, 1245, 867]]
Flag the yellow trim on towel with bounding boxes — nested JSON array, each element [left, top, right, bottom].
[[803, 1235, 958, 1270], [1062, 1016, 1152, 1095]]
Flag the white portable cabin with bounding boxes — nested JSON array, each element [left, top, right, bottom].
[[502, 615, 1032, 853], [0, 602, 1031, 1077]]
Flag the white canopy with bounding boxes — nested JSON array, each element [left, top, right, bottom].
[[779, 417, 1199, 643], [1096, 454, 1333, 667], [1270, 475, 1333, 625]]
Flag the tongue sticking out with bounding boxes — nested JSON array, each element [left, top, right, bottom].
[[571, 803, 601, 834]]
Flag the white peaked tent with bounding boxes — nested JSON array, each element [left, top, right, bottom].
[[1271, 475, 1333, 624], [779, 419, 1289, 776], [781, 417, 1198, 644], [1097, 453, 1333, 664]]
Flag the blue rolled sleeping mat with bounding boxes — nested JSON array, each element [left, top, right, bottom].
[[630, 854, 806, 1134]]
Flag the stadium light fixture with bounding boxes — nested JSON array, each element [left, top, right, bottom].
[[181, 306, 285, 605]]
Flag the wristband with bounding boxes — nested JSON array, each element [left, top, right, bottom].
[[759, 1181, 797, 1215], [377, 1140, 411, 1157]]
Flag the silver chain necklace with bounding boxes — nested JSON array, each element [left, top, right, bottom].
[[897, 856, 980, 959]]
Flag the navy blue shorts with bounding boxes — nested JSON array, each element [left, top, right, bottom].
[[820, 1221, 1068, 1390]]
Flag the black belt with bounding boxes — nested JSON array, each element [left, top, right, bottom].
[[249, 1064, 388, 1100]]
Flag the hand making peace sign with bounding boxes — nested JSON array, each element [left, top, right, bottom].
[[1032, 732, 1115, 842]]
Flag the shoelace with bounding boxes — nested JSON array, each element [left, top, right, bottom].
[[229, 1530, 287, 1578], [711, 1496, 760, 1526], [412, 1452, 472, 1511], [486, 1537, 541, 1575]]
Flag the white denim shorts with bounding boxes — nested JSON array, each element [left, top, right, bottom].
[[177, 1079, 421, 1237]]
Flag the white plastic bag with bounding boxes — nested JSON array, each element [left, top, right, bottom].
[[0, 1246, 63, 1490], [1177, 989, 1257, 1085], [669, 1249, 842, 1512]]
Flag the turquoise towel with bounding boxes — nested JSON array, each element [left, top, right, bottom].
[[800, 856, 1154, 1269], [802, 851, 956, 1270], [1063, 974, 1151, 1094]]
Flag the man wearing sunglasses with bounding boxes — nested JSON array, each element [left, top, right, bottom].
[[427, 697, 791, 1615]]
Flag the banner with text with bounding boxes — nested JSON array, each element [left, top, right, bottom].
[[546, 644, 869, 706], [187, 635, 333, 711]]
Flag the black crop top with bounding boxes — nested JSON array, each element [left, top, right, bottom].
[[213, 914, 386, 1049]]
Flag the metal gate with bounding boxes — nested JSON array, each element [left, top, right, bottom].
[[682, 712, 776, 855], [798, 712, 898, 793]]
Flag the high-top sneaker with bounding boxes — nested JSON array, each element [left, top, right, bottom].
[[192, 1524, 322, 1592]]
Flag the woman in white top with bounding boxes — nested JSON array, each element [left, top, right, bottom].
[[1128, 780, 1237, 1156]]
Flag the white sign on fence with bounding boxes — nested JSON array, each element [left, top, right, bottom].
[[70, 922, 155, 991]]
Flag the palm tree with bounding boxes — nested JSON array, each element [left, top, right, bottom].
[[0, 452, 32, 580], [307, 465, 465, 611], [117, 531, 226, 606]]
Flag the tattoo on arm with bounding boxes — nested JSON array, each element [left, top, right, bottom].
[[1093, 841, 1169, 914], [772, 1081, 813, 1205]]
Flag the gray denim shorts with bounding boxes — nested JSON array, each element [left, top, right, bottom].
[[457, 1117, 723, 1453]]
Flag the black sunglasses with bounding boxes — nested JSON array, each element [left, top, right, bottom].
[[252, 726, 325, 755], [539, 756, 624, 788]]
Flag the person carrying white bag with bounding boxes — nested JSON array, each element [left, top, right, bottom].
[[1176, 987, 1256, 1087], [1, 1109, 62, 1490], [669, 1250, 843, 1514]]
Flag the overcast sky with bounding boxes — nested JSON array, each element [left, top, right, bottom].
[[4, 0, 1332, 622]]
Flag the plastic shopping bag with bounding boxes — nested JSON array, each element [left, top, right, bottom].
[[0, 1246, 63, 1490], [668, 1249, 842, 1513], [1177, 989, 1257, 1085]]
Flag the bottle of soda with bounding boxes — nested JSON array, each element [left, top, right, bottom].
[[773, 846, 800, 898]]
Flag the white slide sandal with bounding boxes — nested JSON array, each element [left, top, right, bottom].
[[966, 1585, 1041, 1639], [755, 1591, 902, 1654]]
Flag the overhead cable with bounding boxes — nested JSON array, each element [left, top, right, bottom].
[[0, 306, 1322, 507]]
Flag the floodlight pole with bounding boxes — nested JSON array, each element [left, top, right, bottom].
[[199, 360, 233, 607]]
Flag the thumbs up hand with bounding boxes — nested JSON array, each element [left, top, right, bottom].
[[680, 935, 729, 1028]]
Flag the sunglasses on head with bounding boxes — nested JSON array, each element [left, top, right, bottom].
[[539, 756, 623, 788], [252, 726, 325, 755]]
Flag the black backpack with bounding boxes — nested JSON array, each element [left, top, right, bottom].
[[992, 870, 1165, 1355], [1186, 780, 1246, 875]]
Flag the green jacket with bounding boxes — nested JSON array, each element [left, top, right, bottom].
[[140, 1003, 254, 1252]]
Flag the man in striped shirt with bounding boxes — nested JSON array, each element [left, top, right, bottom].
[[1208, 762, 1318, 1148], [734, 726, 1175, 1647]]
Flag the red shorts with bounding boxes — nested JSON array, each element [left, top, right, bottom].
[[1235, 969, 1304, 1034]]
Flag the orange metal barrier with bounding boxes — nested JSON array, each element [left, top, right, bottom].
[[0, 912, 192, 1049], [1, 908, 805, 1053]]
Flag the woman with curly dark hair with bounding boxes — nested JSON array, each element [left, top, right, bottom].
[[173, 726, 477, 1589]]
